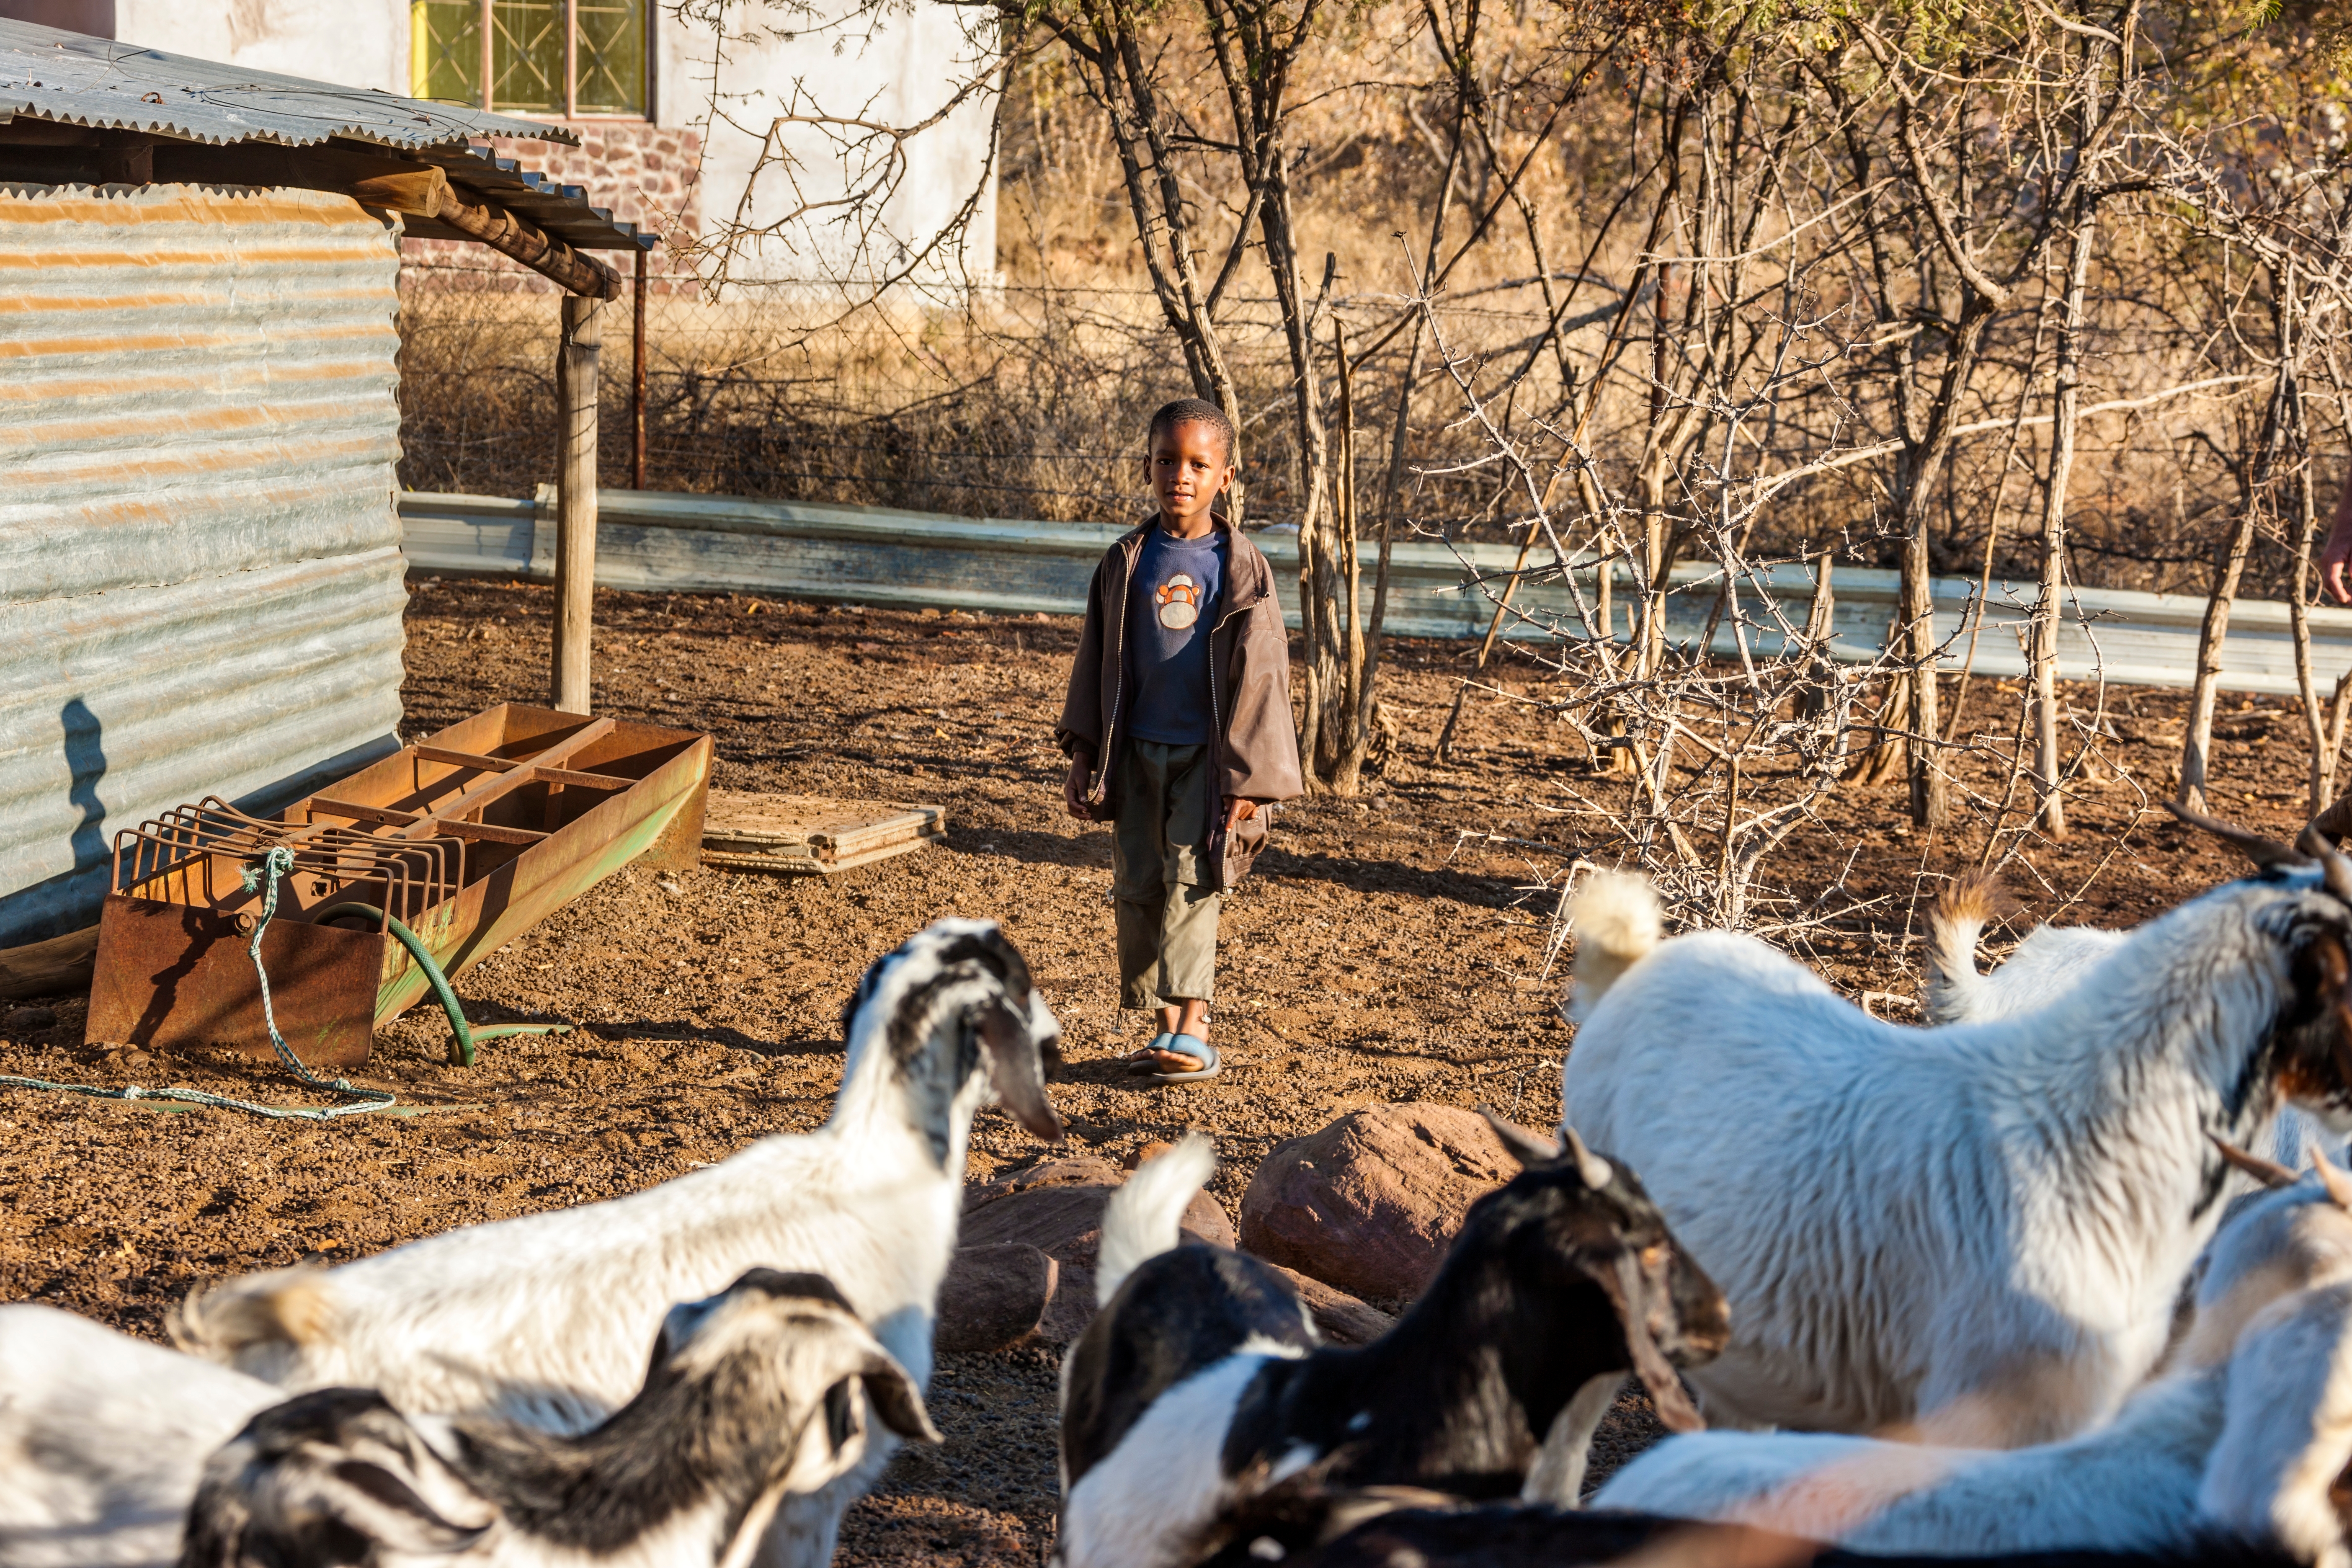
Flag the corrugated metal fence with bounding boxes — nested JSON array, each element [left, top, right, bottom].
[[0, 183, 407, 949], [400, 486, 2352, 698]]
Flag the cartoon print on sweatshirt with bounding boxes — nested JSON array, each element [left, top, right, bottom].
[[1158, 573, 1202, 629]]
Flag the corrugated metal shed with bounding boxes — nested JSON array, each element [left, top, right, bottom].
[[0, 183, 407, 949], [0, 18, 571, 149]]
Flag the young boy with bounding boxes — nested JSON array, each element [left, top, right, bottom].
[[1056, 398, 1303, 1082]]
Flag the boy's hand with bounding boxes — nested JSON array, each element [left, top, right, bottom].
[[1064, 752, 1096, 820], [1224, 797, 1259, 829]]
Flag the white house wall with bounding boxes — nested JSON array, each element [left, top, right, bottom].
[[110, 0, 410, 95], [671, 3, 999, 289], [77, 0, 997, 289]]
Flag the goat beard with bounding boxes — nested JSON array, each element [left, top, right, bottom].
[[1594, 1258, 1706, 1434]]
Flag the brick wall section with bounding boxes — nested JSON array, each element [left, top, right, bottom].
[[399, 122, 703, 297]]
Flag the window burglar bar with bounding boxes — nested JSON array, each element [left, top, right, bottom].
[[410, 0, 648, 119]]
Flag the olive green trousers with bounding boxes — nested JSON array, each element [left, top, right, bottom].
[[1111, 739, 1222, 1008]]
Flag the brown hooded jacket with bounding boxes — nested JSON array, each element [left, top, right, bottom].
[[1055, 519, 1303, 885]]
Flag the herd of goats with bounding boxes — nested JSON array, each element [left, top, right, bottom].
[[10, 799, 2352, 1568]]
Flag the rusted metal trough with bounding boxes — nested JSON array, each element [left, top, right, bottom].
[[87, 705, 709, 1066]]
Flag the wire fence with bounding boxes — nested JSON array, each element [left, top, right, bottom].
[[393, 262, 2331, 605]]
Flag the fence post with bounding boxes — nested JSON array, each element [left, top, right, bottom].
[[632, 247, 648, 492]]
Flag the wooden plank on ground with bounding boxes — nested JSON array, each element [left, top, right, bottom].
[[0, 926, 97, 1000], [699, 791, 945, 875]]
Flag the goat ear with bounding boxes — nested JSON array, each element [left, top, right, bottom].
[[1479, 1106, 1563, 1169], [977, 995, 1064, 1142], [2211, 1133, 2299, 1191], [856, 1356, 943, 1443], [1589, 1255, 1705, 1435]]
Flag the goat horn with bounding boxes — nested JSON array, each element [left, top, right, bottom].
[[2316, 1144, 2352, 1213], [1562, 1125, 1615, 1190], [1478, 1106, 1564, 1171], [2163, 800, 2306, 867], [2310, 792, 2352, 848], [2210, 1133, 2298, 1191], [2295, 825, 2352, 907]]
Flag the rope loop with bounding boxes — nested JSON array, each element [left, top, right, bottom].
[[237, 846, 397, 1120]]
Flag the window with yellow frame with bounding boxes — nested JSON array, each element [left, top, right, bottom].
[[411, 0, 648, 118]]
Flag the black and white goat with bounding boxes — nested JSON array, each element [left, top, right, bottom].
[[171, 918, 1060, 1568], [1558, 817, 2352, 1448], [181, 1268, 940, 1568], [1053, 1121, 1728, 1568]]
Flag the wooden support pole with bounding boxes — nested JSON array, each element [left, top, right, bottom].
[[553, 293, 603, 714], [632, 246, 648, 491]]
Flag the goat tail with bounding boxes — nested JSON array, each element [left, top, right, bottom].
[[1566, 870, 1663, 1022], [1097, 1133, 1215, 1305], [170, 1266, 333, 1365], [1921, 872, 2006, 1026]]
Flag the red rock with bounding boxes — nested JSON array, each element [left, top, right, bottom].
[[1239, 1103, 1515, 1300], [959, 1154, 1235, 1341], [935, 1243, 1057, 1352], [964, 1155, 1124, 1210]]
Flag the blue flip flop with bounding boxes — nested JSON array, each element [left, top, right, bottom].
[[1121, 1033, 1177, 1074], [1146, 1034, 1220, 1084]]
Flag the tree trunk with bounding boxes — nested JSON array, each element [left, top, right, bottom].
[[2031, 209, 2097, 840], [1900, 505, 1944, 825], [1264, 182, 1333, 784], [2182, 506, 2259, 810]]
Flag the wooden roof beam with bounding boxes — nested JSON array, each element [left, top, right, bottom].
[[350, 167, 618, 300]]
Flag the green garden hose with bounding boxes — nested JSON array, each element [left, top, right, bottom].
[[313, 903, 572, 1066]]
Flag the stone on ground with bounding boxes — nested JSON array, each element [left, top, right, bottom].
[[1238, 1102, 1514, 1300], [935, 1244, 1059, 1352], [1261, 1261, 1395, 1346], [952, 1154, 1234, 1344]]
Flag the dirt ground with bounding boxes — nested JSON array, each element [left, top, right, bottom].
[[0, 576, 2315, 1564]]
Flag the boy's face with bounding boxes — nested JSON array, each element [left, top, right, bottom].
[[1148, 420, 1234, 531]]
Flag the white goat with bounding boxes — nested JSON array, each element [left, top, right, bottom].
[[1589, 1158, 2352, 1560], [1559, 838, 2352, 1447], [1916, 872, 2124, 1028], [0, 1306, 284, 1568], [2201, 1281, 2352, 1568], [171, 918, 1062, 1568], [1922, 873, 2339, 1172], [182, 1269, 938, 1568]]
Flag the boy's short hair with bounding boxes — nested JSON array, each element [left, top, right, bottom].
[[1147, 397, 1236, 465]]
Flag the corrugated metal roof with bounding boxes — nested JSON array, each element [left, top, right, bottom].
[[0, 17, 572, 150], [0, 183, 408, 949]]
